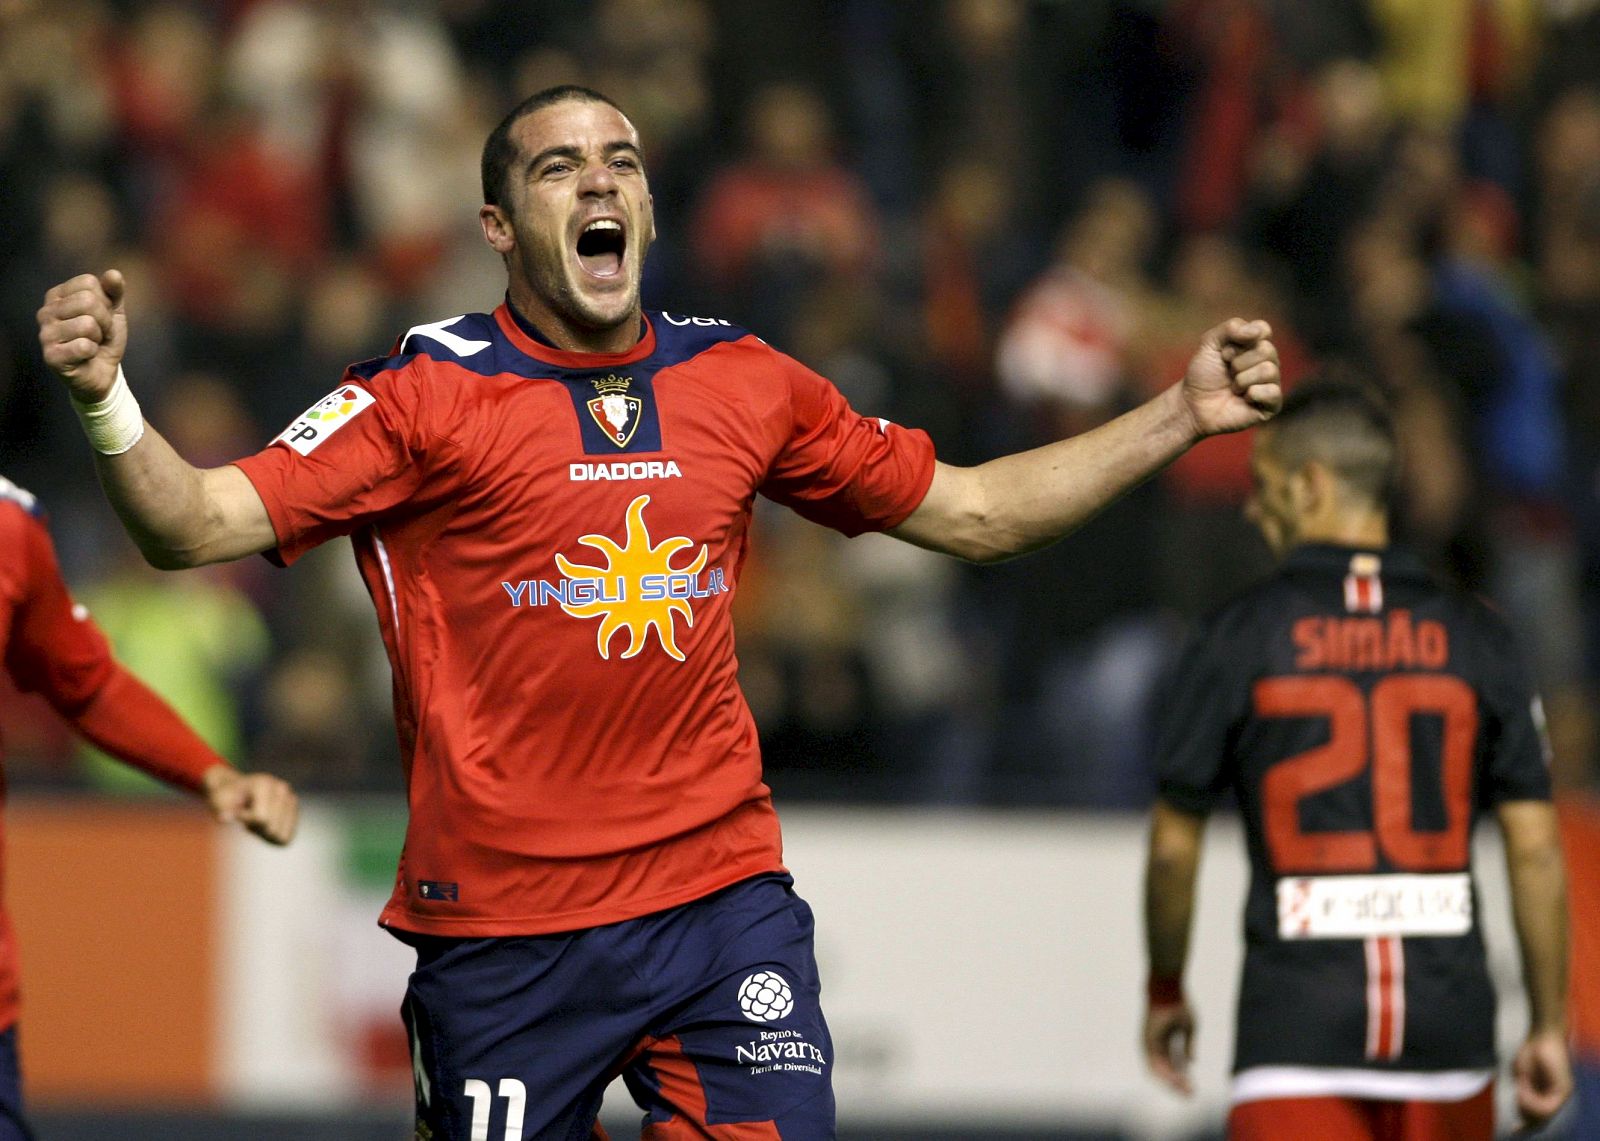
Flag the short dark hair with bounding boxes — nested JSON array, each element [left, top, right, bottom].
[[1262, 377, 1397, 506], [481, 85, 628, 210]]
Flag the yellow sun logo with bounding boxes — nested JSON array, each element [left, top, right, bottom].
[[554, 495, 710, 661]]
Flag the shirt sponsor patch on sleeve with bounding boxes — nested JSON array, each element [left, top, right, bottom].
[[275, 385, 376, 456]]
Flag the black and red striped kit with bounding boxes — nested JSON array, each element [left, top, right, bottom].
[[1156, 544, 1550, 1103]]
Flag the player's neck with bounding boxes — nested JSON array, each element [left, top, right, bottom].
[[1295, 514, 1389, 552], [506, 289, 643, 355]]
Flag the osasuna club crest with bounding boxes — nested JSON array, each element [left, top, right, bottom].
[[587, 374, 642, 448]]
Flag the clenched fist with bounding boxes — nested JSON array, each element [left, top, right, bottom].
[[37, 270, 128, 403], [201, 765, 300, 847], [1181, 317, 1282, 438]]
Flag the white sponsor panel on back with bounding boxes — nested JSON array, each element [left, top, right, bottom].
[[276, 385, 376, 456], [1277, 873, 1473, 939]]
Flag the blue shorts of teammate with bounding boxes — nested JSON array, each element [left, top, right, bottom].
[[0, 1027, 35, 1141], [399, 873, 835, 1140]]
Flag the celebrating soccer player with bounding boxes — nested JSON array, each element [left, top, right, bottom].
[[1141, 381, 1571, 1139], [40, 86, 1278, 1138], [0, 473, 297, 1138]]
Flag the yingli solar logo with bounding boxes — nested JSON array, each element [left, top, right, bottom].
[[499, 495, 730, 661]]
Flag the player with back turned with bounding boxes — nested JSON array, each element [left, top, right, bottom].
[[39, 85, 1280, 1139], [0, 473, 297, 1139], [1141, 380, 1571, 1140]]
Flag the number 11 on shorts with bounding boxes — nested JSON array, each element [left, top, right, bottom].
[[464, 1077, 527, 1141]]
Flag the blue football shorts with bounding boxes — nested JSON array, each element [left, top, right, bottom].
[[399, 873, 835, 1139], [0, 1027, 35, 1141]]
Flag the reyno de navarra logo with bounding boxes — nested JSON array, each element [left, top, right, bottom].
[[500, 495, 730, 661], [732, 971, 828, 1074]]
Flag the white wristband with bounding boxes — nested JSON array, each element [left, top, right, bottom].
[[71, 365, 146, 455]]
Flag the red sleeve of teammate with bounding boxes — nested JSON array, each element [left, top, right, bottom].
[[759, 351, 937, 536], [7, 512, 219, 792], [232, 359, 439, 566], [5, 509, 115, 712], [67, 669, 223, 793]]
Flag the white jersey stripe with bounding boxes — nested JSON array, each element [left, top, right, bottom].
[[1390, 936, 1406, 1059], [372, 528, 400, 636], [1232, 1066, 1493, 1105], [1364, 936, 1382, 1058], [1363, 936, 1405, 1061]]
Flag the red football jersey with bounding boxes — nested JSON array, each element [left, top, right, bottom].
[[1, 477, 224, 1030], [0, 480, 116, 1028], [235, 306, 936, 936]]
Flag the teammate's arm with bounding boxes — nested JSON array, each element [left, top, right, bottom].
[[9, 510, 297, 844], [1497, 799, 1572, 1128], [36, 271, 277, 568], [1142, 799, 1207, 1096], [69, 668, 299, 845], [890, 319, 1280, 562]]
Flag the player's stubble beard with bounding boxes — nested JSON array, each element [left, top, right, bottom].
[[515, 212, 653, 343]]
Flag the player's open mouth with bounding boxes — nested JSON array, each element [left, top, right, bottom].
[[576, 219, 626, 279]]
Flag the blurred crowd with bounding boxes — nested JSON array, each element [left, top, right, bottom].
[[2, 0, 1600, 807]]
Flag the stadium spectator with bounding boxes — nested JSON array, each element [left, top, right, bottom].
[[917, 158, 1034, 394], [225, 0, 474, 285], [1141, 381, 1570, 1139], [0, 472, 297, 1139], [917, 0, 1045, 217], [1168, 0, 1282, 235], [995, 177, 1158, 417], [1245, 57, 1394, 352], [38, 84, 1280, 1137], [688, 81, 879, 337]]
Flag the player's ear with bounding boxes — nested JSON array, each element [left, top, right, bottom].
[[1297, 462, 1336, 516], [480, 204, 516, 255]]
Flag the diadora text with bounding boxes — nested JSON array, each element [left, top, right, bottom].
[[570, 460, 683, 481]]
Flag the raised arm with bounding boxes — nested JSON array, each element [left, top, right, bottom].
[[891, 318, 1280, 562], [1497, 799, 1573, 1129], [37, 271, 277, 568], [1142, 799, 1207, 1095]]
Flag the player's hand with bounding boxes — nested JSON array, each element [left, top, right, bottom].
[[1512, 1028, 1572, 1130], [202, 765, 300, 846], [1143, 999, 1197, 1096], [1180, 318, 1281, 438], [37, 269, 128, 403]]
